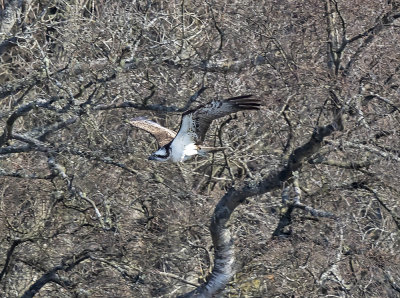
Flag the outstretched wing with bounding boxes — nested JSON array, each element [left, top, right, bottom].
[[129, 117, 177, 147], [177, 95, 261, 145]]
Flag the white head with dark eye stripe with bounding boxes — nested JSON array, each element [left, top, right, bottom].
[[148, 143, 171, 161], [129, 95, 261, 163]]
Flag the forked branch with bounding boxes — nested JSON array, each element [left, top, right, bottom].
[[182, 104, 344, 297]]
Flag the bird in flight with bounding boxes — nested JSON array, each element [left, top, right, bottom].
[[129, 95, 260, 162]]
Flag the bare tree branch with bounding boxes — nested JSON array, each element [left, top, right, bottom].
[[330, 140, 400, 162], [47, 157, 105, 228], [20, 249, 94, 298], [183, 108, 344, 297], [0, 239, 23, 282]]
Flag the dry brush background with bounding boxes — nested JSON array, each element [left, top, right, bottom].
[[0, 0, 400, 297]]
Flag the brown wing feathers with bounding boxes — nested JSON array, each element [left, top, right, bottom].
[[129, 95, 260, 147], [129, 117, 176, 147]]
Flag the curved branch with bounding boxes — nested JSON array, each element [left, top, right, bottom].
[[182, 110, 344, 297], [0, 97, 60, 146], [0, 239, 22, 282], [21, 250, 93, 298]]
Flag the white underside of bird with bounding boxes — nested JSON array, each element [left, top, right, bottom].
[[166, 114, 199, 162], [129, 95, 261, 163]]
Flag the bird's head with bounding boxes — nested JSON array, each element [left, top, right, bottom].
[[148, 144, 171, 162]]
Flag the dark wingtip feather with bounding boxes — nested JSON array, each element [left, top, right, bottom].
[[237, 105, 261, 110], [227, 94, 254, 100], [228, 95, 261, 110]]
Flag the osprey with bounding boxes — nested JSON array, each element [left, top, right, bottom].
[[129, 95, 260, 162]]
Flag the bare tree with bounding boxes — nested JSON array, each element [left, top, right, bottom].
[[0, 0, 399, 297]]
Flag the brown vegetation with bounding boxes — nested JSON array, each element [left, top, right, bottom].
[[1, 0, 399, 297]]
